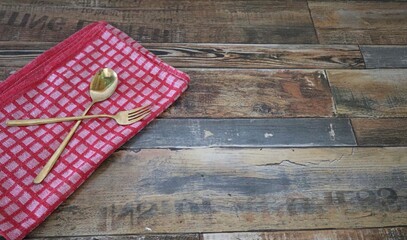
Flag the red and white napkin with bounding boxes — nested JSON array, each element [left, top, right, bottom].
[[0, 21, 190, 240]]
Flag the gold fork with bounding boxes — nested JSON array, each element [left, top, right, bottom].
[[6, 105, 151, 127]]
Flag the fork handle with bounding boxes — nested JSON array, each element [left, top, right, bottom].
[[6, 114, 111, 126]]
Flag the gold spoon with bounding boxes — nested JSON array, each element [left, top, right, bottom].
[[33, 68, 119, 184]]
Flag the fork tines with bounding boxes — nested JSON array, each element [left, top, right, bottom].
[[129, 106, 150, 120]]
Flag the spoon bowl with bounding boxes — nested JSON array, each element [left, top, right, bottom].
[[90, 68, 118, 103]]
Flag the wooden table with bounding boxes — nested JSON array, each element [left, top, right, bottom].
[[1, 1, 407, 239]]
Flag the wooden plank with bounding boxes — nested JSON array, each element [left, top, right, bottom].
[[164, 69, 333, 118], [146, 44, 364, 69], [0, 68, 334, 117], [0, 41, 56, 50], [204, 228, 407, 240], [327, 69, 407, 117], [0, 49, 43, 67], [0, 42, 365, 69], [28, 234, 200, 240], [0, 1, 317, 43], [361, 46, 407, 69], [352, 118, 407, 146], [308, 1, 407, 44], [122, 118, 356, 148], [29, 147, 407, 237]]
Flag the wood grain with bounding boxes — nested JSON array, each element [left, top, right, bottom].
[[164, 69, 333, 118], [204, 227, 407, 240], [146, 44, 364, 69], [0, 0, 317, 43], [361, 46, 407, 69], [30, 147, 407, 237], [327, 69, 407, 117], [352, 118, 407, 146], [122, 118, 356, 148], [308, 1, 407, 44], [28, 234, 200, 240], [0, 42, 365, 69]]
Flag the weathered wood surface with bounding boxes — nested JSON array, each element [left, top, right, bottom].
[[327, 69, 407, 117], [0, 0, 317, 43], [0, 42, 365, 69], [147, 44, 365, 69], [361, 46, 407, 69], [25, 228, 407, 240], [28, 234, 200, 240], [122, 118, 356, 149], [164, 69, 333, 118], [204, 227, 407, 240], [308, 1, 407, 44], [0, 68, 334, 118], [2, 1, 407, 239], [0, 66, 17, 81], [30, 147, 407, 237], [352, 118, 407, 146]]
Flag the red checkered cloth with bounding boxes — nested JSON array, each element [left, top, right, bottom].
[[0, 21, 190, 240]]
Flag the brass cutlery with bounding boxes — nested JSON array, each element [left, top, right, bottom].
[[33, 68, 119, 184], [6, 68, 150, 184]]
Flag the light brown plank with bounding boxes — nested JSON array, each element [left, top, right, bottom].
[[204, 228, 407, 240], [0, 1, 317, 43], [0, 68, 334, 118], [0, 68, 333, 117], [328, 69, 407, 117], [352, 118, 407, 146], [308, 1, 407, 44], [165, 69, 333, 117], [30, 147, 407, 237]]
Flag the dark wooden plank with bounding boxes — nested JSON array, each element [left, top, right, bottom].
[[28, 234, 200, 240], [0, 42, 365, 69], [0, 49, 43, 67], [0, 41, 56, 50], [204, 228, 407, 240], [146, 44, 364, 69], [361, 46, 407, 69], [30, 147, 407, 237], [164, 69, 333, 118], [308, 1, 407, 44], [122, 118, 356, 148], [352, 118, 407, 146], [327, 69, 407, 117], [0, 0, 317, 43]]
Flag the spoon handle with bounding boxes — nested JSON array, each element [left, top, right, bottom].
[[7, 114, 111, 126], [34, 103, 94, 184]]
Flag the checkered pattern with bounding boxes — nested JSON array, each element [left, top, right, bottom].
[[0, 21, 189, 240]]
